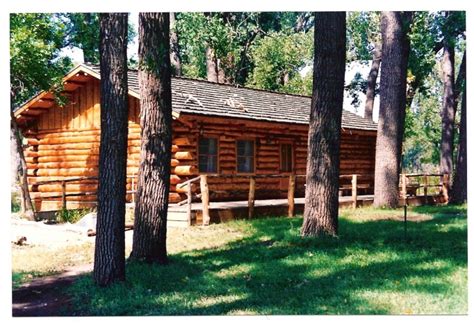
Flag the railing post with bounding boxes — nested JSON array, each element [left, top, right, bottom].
[[187, 183, 192, 226], [61, 180, 67, 211], [401, 173, 407, 206], [248, 176, 256, 218], [442, 173, 449, 203], [288, 173, 295, 217], [423, 174, 428, 204], [351, 174, 358, 209], [200, 175, 210, 226]]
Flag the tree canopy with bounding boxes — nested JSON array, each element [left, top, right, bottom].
[[10, 13, 72, 108]]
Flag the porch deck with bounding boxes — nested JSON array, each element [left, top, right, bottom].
[[166, 193, 447, 227]]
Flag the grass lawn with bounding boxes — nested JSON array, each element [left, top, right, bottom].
[[13, 204, 467, 315]]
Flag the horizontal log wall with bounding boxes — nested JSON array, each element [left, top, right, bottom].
[[176, 114, 377, 201], [24, 77, 377, 211], [27, 79, 186, 211]]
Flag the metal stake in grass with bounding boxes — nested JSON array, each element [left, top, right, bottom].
[[404, 203, 407, 242]]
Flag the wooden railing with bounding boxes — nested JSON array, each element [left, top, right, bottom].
[[31, 172, 450, 223], [176, 173, 378, 225], [400, 173, 449, 205], [31, 175, 137, 211]]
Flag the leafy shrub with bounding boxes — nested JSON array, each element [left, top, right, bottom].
[[11, 190, 21, 213], [56, 208, 93, 224]]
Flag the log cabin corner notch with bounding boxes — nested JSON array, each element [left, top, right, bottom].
[[14, 63, 378, 212]]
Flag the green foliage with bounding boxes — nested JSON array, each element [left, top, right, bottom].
[[403, 70, 443, 171], [56, 208, 92, 224], [176, 13, 231, 79], [60, 13, 100, 64], [346, 12, 380, 62], [57, 13, 137, 65], [10, 13, 72, 108], [406, 12, 438, 97], [11, 190, 21, 212], [246, 31, 313, 95], [66, 205, 466, 315], [176, 12, 310, 86]]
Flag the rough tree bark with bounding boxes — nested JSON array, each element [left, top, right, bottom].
[[439, 36, 456, 176], [206, 46, 219, 82], [450, 88, 466, 204], [373, 12, 412, 208], [10, 111, 35, 220], [364, 43, 382, 120], [301, 12, 346, 237], [93, 13, 129, 286], [450, 51, 466, 204], [169, 12, 182, 76], [130, 13, 172, 264]]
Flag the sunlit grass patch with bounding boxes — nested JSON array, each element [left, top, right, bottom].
[[14, 204, 467, 315]]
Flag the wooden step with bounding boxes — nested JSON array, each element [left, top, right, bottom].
[[167, 210, 195, 228]]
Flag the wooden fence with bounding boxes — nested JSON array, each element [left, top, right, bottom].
[[31, 172, 450, 225]]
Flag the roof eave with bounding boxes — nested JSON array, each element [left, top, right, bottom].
[[14, 64, 140, 119]]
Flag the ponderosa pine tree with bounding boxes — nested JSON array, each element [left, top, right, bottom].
[[301, 12, 346, 237], [130, 13, 172, 264], [93, 13, 129, 286], [373, 11, 412, 208]]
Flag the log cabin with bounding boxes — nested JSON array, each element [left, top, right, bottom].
[[14, 64, 378, 212]]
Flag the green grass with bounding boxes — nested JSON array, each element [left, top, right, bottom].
[[64, 205, 466, 315]]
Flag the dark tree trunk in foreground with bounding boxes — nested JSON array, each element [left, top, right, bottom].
[[301, 12, 346, 237], [364, 43, 381, 120], [439, 38, 456, 176], [130, 13, 172, 264], [10, 112, 35, 220], [93, 13, 129, 286], [450, 51, 467, 204], [169, 12, 182, 76], [373, 12, 412, 208], [450, 88, 467, 204]]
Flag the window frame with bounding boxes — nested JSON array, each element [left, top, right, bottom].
[[235, 139, 256, 174], [197, 136, 219, 174], [279, 142, 295, 174]]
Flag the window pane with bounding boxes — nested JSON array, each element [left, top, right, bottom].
[[280, 144, 293, 172], [208, 138, 217, 155], [237, 140, 254, 173], [199, 138, 217, 173]]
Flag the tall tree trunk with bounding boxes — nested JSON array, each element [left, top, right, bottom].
[[206, 46, 219, 82], [169, 12, 182, 76], [364, 43, 381, 120], [93, 13, 129, 286], [10, 112, 35, 220], [450, 88, 466, 204], [439, 38, 456, 176], [130, 13, 172, 264], [450, 51, 466, 204], [301, 12, 346, 237], [373, 12, 412, 208]]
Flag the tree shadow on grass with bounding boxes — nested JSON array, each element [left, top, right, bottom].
[[68, 209, 467, 316]]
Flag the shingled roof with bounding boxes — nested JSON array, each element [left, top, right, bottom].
[[20, 64, 377, 131]]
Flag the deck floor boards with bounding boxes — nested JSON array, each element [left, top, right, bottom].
[[168, 195, 375, 212]]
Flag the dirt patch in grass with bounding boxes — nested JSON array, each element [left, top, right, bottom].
[[13, 264, 92, 316]]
